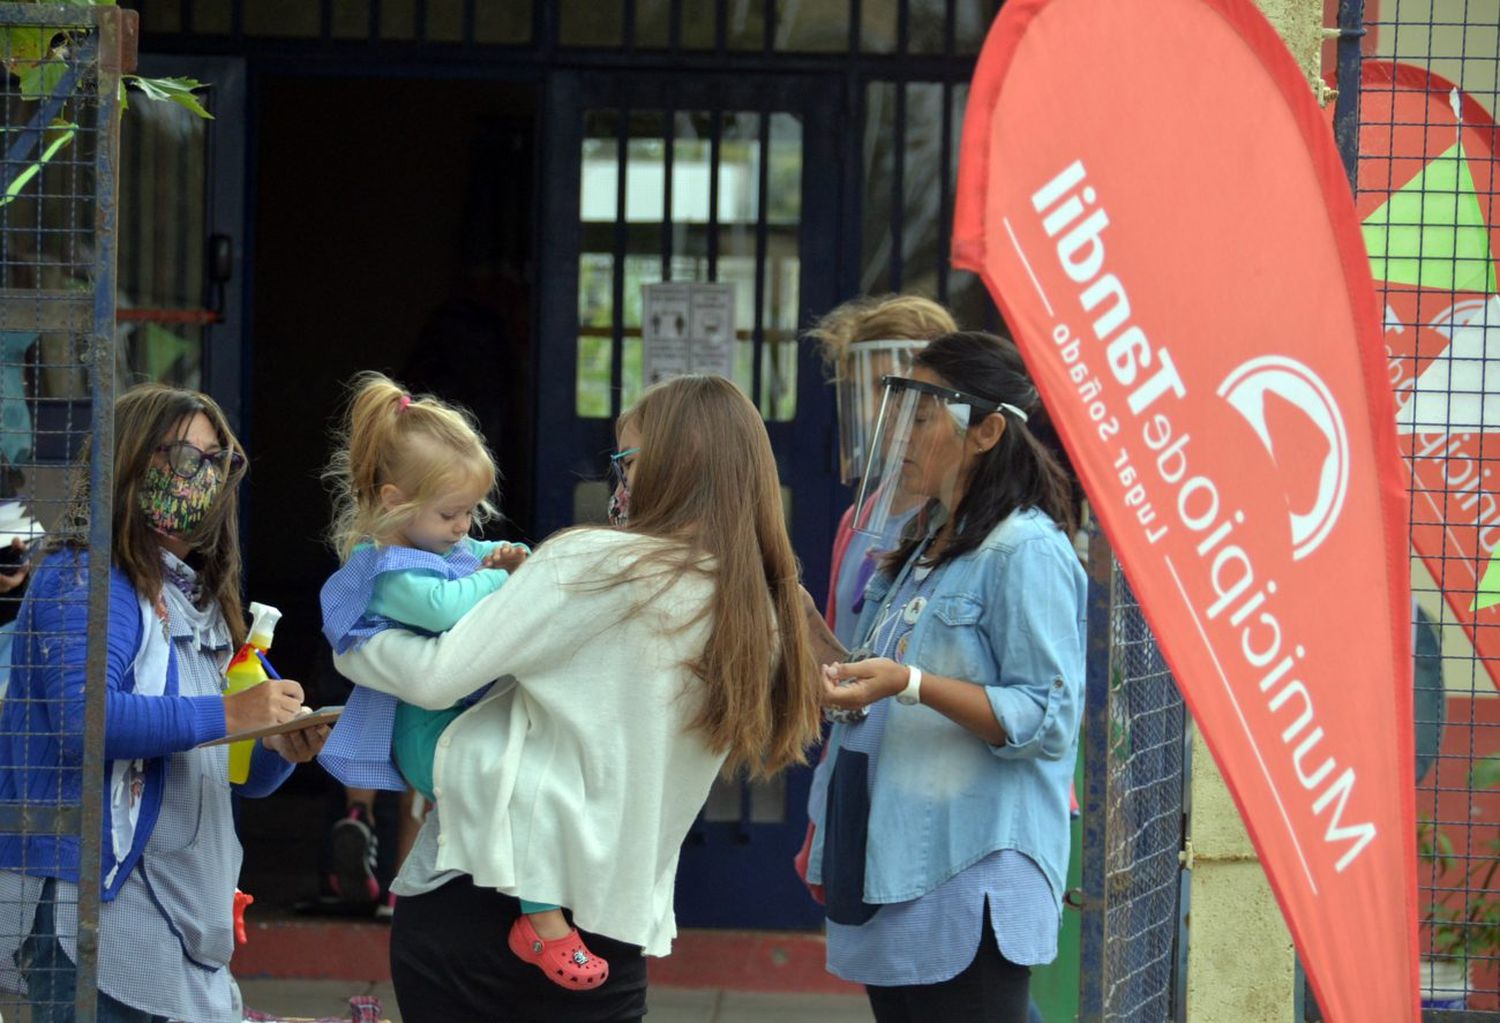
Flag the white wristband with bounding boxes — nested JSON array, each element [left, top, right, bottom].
[[896, 666, 923, 706]]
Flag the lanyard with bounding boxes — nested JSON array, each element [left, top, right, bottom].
[[860, 531, 940, 656]]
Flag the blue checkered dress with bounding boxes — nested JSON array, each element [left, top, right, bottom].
[[318, 541, 487, 791]]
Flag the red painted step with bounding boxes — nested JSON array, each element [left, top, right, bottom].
[[231, 916, 860, 996]]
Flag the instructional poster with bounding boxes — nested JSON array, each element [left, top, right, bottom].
[[643, 282, 737, 384]]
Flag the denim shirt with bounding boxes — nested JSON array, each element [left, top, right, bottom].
[[806, 506, 1087, 908]]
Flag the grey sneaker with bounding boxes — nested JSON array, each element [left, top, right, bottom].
[[329, 803, 380, 904]]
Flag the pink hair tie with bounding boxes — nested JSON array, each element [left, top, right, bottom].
[[396, 395, 411, 412]]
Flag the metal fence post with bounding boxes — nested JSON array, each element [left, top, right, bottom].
[[1079, 521, 1113, 1022], [75, 6, 127, 1020], [0, 4, 124, 1017], [1331, 0, 1364, 195]]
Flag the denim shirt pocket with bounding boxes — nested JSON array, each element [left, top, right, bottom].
[[923, 594, 989, 682]]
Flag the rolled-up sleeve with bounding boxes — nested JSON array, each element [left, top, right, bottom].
[[982, 537, 1085, 761]]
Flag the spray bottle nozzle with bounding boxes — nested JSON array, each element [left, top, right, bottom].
[[246, 602, 283, 650]]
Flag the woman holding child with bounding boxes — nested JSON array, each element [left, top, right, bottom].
[[330, 373, 824, 1023]]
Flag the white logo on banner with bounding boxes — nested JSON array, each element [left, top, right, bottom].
[[1396, 294, 1500, 437], [1218, 356, 1351, 561]]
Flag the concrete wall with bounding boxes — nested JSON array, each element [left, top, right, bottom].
[[1185, 729, 1297, 1022], [1376, 0, 1499, 116]]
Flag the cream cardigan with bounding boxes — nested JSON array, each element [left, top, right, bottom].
[[333, 529, 726, 956]]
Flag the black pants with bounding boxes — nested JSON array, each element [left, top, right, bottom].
[[389, 876, 648, 1023], [864, 913, 1033, 1023]]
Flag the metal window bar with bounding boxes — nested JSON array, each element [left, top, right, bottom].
[[708, 109, 722, 279], [126, 0, 1012, 82], [936, 96, 954, 300], [668, 0, 683, 52], [889, 0, 909, 291], [461, 0, 476, 50], [662, 106, 675, 281], [751, 99, 770, 411], [937, 0, 957, 303], [610, 105, 629, 421], [0, 3, 123, 1019]]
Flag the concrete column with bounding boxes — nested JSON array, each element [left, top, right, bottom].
[[1185, 728, 1296, 1022], [1255, 0, 1329, 95]]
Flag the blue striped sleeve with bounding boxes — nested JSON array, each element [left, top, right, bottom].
[[32, 554, 231, 763]]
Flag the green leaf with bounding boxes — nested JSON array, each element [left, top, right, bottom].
[[123, 75, 212, 119], [1471, 754, 1500, 791], [16, 59, 69, 101], [0, 126, 77, 208], [0, 27, 51, 70]]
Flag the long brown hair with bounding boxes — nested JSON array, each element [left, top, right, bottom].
[[613, 375, 821, 779], [53, 385, 250, 644], [324, 371, 498, 562]]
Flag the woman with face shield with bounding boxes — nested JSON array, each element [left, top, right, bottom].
[[803, 332, 1086, 1023], [808, 295, 957, 650]]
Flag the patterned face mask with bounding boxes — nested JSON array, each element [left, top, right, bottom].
[[607, 446, 637, 526], [138, 463, 221, 540], [607, 482, 631, 526]]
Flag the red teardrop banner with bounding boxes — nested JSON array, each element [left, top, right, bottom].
[[1347, 61, 1500, 688], [953, 2, 1418, 1019]]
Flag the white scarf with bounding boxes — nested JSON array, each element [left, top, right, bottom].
[[104, 590, 170, 888], [104, 553, 227, 887]]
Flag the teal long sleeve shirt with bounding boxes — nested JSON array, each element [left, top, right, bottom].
[[367, 539, 509, 634]]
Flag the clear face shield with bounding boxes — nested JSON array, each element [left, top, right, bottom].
[[835, 339, 927, 486], [852, 375, 1027, 539]]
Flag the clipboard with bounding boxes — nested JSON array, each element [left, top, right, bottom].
[[198, 706, 343, 748]]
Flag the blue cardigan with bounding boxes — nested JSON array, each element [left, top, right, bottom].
[[0, 549, 293, 899]]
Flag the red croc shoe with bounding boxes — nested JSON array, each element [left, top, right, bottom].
[[507, 914, 610, 990]]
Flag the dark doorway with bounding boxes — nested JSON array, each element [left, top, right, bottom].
[[241, 73, 538, 908]]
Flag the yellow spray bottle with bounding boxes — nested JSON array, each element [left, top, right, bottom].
[[223, 601, 282, 783]]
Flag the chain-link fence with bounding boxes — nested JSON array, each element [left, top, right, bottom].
[[0, 2, 124, 1018], [1079, 538, 1190, 1023], [1321, 0, 1500, 1018]]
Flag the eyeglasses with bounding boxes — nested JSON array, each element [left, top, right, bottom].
[[609, 447, 639, 486], [155, 441, 245, 481]]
